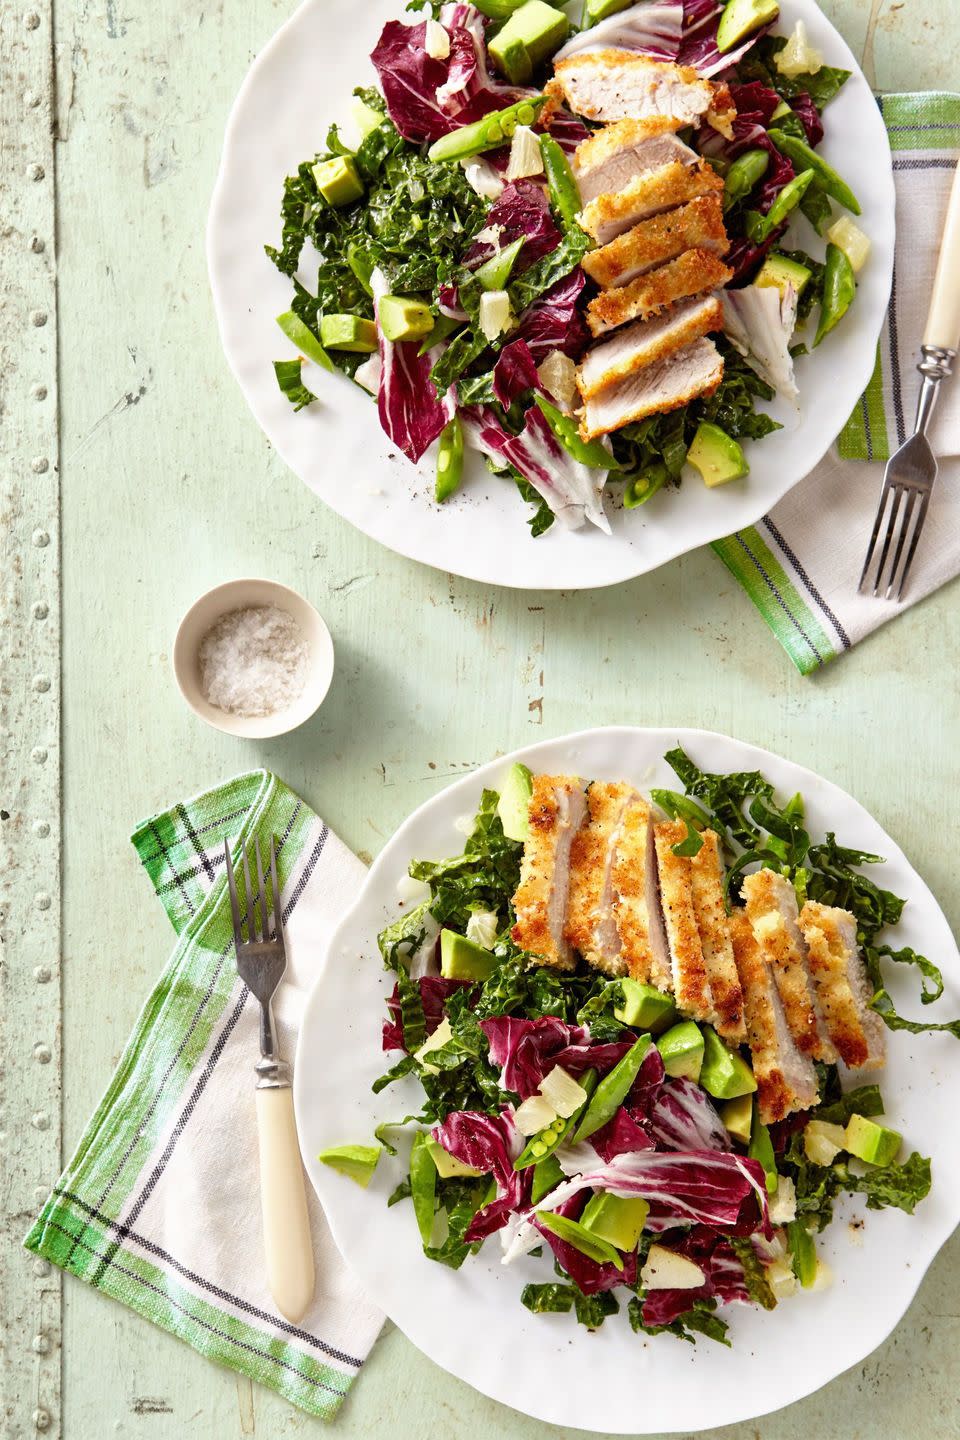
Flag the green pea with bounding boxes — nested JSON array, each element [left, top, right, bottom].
[[813, 243, 856, 348], [723, 148, 769, 213], [530, 1140, 548, 1158], [517, 103, 536, 125], [570, 1035, 652, 1144]]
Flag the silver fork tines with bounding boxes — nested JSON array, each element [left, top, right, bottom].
[[224, 835, 290, 1088]]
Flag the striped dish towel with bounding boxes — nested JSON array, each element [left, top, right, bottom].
[[24, 772, 383, 1419], [714, 92, 960, 675]]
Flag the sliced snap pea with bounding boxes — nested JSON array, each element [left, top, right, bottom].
[[788, 1219, 817, 1288], [428, 96, 547, 163], [745, 168, 815, 242], [723, 147, 769, 213], [623, 462, 670, 508], [275, 311, 335, 372], [769, 131, 861, 215], [346, 241, 375, 297], [410, 1132, 437, 1246], [570, 1035, 652, 1145], [435, 416, 464, 503], [813, 242, 856, 348], [531, 1153, 565, 1205], [514, 1068, 598, 1170], [539, 133, 583, 233], [534, 395, 618, 470], [536, 1211, 624, 1270]]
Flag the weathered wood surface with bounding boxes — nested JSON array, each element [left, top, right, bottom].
[[2, 0, 959, 1436]]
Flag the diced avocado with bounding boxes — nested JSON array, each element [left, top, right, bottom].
[[787, 1218, 817, 1288], [844, 1113, 902, 1167], [440, 928, 497, 982], [756, 252, 813, 298], [489, 1, 570, 85], [319, 314, 378, 353], [377, 295, 434, 343], [770, 100, 793, 123], [687, 422, 749, 488], [614, 980, 677, 1034], [426, 1137, 485, 1179], [656, 1021, 704, 1082], [317, 1143, 380, 1188], [749, 1112, 779, 1195], [312, 155, 364, 208], [496, 762, 533, 841], [584, 0, 632, 19], [721, 1093, 754, 1146], [699, 1027, 758, 1100], [475, 236, 526, 292], [581, 1192, 649, 1252], [716, 0, 780, 55]]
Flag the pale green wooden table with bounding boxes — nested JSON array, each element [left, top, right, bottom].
[[4, 1, 959, 1435]]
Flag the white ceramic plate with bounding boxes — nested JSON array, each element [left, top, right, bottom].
[[208, 1, 895, 590], [295, 726, 960, 1433]]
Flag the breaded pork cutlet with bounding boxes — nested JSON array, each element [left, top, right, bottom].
[[573, 118, 696, 204], [611, 797, 672, 989], [511, 775, 586, 971], [578, 158, 724, 246], [549, 51, 736, 136], [798, 902, 887, 1070], [582, 196, 729, 291], [689, 831, 746, 1043], [742, 871, 838, 1063], [730, 909, 820, 1123], [587, 249, 734, 337], [565, 782, 643, 976], [653, 821, 715, 1024], [577, 295, 723, 401], [580, 336, 723, 440]]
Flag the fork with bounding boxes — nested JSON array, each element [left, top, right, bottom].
[[859, 160, 960, 600], [225, 835, 316, 1323]]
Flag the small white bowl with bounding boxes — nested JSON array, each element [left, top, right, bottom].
[[173, 579, 334, 738]]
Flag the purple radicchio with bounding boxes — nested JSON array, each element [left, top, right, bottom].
[[382, 976, 468, 1052], [492, 338, 541, 408], [462, 180, 561, 274], [372, 270, 455, 463], [640, 1225, 750, 1325], [678, 0, 774, 77], [514, 268, 592, 362], [480, 1015, 632, 1098], [536, 1190, 639, 1294], [433, 1108, 531, 1241], [647, 1076, 733, 1152], [554, 1, 683, 63]]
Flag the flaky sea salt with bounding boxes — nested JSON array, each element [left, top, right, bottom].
[[199, 605, 308, 717]]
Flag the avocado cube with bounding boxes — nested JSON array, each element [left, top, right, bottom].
[[440, 927, 497, 982], [756, 252, 813, 298], [699, 1027, 757, 1100], [312, 155, 364, 208], [581, 1192, 649, 1251], [496, 762, 534, 841], [717, 0, 780, 55], [489, 1, 570, 84], [426, 1137, 485, 1179], [319, 314, 378, 353], [749, 1111, 778, 1195], [378, 295, 434, 343], [687, 421, 749, 488], [657, 1021, 704, 1081], [584, 0, 632, 20], [317, 1143, 380, 1188], [721, 1093, 753, 1146], [350, 96, 384, 142], [614, 979, 677, 1034], [844, 1113, 902, 1167]]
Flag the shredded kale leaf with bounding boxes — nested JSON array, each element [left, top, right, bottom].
[[738, 36, 852, 110], [273, 358, 317, 411], [783, 1126, 932, 1230], [628, 1296, 731, 1347], [408, 788, 524, 931], [730, 1238, 777, 1309], [522, 1282, 619, 1329]]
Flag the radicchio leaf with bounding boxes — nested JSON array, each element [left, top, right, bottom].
[[434, 1108, 531, 1240], [373, 269, 455, 462], [492, 338, 541, 408], [463, 180, 561, 274], [535, 1191, 639, 1294], [790, 92, 825, 148], [678, 0, 773, 77], [462, 404, 611, 532], [513, 268, 591, 362], [554, 1, 683, 63], [383, 976, 469, 1052], [641, 1226, 749, 1324], [647, 1077, 732, 1153], [480, 1015, 631, 1097]]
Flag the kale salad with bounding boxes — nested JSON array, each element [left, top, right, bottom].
[[318, 748, 957, 1345], [268, 1, 872, 537]]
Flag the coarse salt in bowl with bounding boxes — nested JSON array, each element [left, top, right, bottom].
[[173, 578, 334, 737]]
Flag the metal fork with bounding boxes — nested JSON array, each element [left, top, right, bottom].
[[859, 160, 960, 600], [225, 836, 315, 1323]]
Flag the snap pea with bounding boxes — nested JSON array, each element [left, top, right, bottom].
[[622, 462, 670, 508], [539, 133, 583, 233], [787, 1219, 817, 1288], [570, 1035, 652, 1144], [530, 1153, 565, 1205], [748, 1114, 779, 1196], [745, 167, 815, 242], [435, 416, 464, 503], [813, 242, 856, 348], [418, 312, 461, 356], [275, 311, 335, 372], [536, 1211, 624, 1270], [410, 1132, 437, 1246], [428, 96, 547, 163], [722, 147, 769, 213], [769, 130, 861, 215], [346, 241, 375, 297], [513, 1068, 598, 1170], [534, 395, 618, 470]]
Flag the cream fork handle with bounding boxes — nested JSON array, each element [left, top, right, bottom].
[[255, 1086, 316, 1323], [924, 158, 960, 352]]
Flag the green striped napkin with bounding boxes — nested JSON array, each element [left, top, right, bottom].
[[24, 771, 384, 1418], [714, 93, 960, 674]]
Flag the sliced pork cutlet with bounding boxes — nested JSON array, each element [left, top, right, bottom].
[[511, 775, 586, 971], [550, 50, 733, 133], [565, 781, 643, 976], [574, 118, 697, 205], [653, 821, 715, 1024], [579, 159, 724, 246], [582, 196, 729, 291], [742, 870, 838, 1064], [798, 902, 887, 1071], [729, 908, 820, 1123], [609, 796, 672, 989], [587, 249, 734, 337], [689, 830, 746, 1043], [578, 295, 723, 401], [580, 336, 723, 441]]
